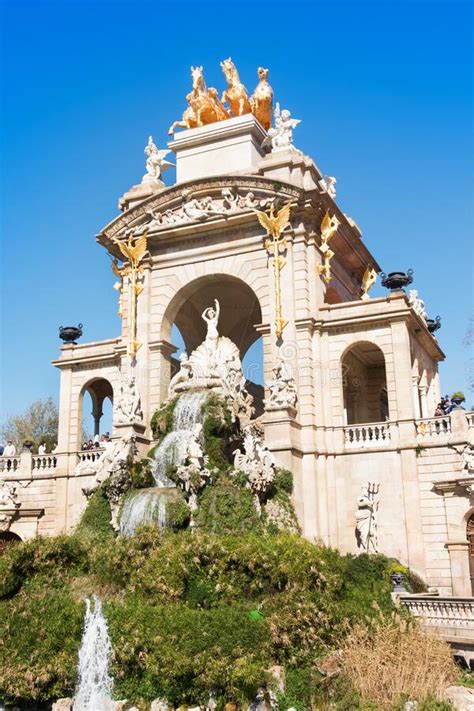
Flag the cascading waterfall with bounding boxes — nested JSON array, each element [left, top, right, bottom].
[[120, 487, 170, 536], [118, 391, 208, 536], [73, 596, 115, 711], [152, 390, 208, 486]]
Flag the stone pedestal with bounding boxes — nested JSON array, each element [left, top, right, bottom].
[[119, 180, 165, 212], [113, 421, 149, 456], [168, 114, 267, 183]]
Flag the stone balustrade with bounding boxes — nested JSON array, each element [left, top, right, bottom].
[[416, 416, 452, 439], [401, 595, 474, 638], [32, 455, 58, 471], [0, 456, 20, 473], [77, 449, 104, 464], [343, 422, 391, 449]]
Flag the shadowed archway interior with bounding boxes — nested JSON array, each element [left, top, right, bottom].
[[164, 274, 263, 358]]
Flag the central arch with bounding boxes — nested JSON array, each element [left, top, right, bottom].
[[161, 274, 263, 358]]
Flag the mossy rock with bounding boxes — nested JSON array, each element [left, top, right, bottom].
[[194, 474, 262, 535], [151, 397, 178, 440]]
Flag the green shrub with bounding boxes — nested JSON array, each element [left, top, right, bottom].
[[202, 394, 237, 471], [129, 457, 155, 489], [166, 496, 191, 530], [0, 588, 84, 702], [273, 468, 293, 494], [194, 475, 261, 535], [76, 489, 114, 538], [0, 534, 90, 598], [150, 397, 178, 439]]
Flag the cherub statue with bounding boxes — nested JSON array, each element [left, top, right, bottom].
[[408, 289, 427, 321], [141, 136, 174, 185], [262, 103, 300, 152], [318, 175, 337, 199]]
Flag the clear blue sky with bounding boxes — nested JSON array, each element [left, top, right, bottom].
[[1, 0, 472, 425]]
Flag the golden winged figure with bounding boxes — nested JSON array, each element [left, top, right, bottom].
[[361, 265, 377, 300], [320, 211, 340, 243], [254, 202, 292, 239], [116, 231, 148, 268]]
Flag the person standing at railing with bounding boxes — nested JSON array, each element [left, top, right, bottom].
[[3, 440, 16, 457], [38, 441, 46, 455]]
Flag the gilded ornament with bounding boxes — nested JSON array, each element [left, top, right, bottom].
[[361, 265, 377, 301], [112, 231, 148, 359], [317, 211, 340, 284], [250, 67, 273, 130], [254, 202, 292, 338], [168, 65, 229, 135], [220, 58, 252, 117]]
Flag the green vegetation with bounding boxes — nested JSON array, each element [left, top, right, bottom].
[[0, 526, 444, 708], [150, 397, 178, 440], [0, 391, 457, 708]]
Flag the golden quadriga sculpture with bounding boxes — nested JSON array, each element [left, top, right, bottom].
[[169, 59, 273, 134]]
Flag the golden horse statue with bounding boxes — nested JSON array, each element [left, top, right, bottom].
[[168, 66, 229, 135], [220, 57, 252, 117], [250, 67, 273, 130]]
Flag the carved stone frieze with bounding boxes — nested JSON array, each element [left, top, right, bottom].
[[99, 176, 304, 243]]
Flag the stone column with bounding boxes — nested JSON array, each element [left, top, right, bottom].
[[418, 384, 428, 418], [412, 375, 421, 419], [445, 541, 471, 597]]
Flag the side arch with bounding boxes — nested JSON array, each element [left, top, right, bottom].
[[341, 340, 389, 424]]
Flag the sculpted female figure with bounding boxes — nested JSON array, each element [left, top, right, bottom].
[[202, 299, 220, 366]]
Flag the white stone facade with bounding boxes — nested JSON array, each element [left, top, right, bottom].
[[2, 115, 472, 597]]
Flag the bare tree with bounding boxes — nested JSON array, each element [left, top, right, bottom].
[[1, 397, 59, 451]]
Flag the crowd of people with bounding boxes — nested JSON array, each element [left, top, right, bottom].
[[81, 432, 111, 451], [434, 395, 463, 417], [0, 440, 58, 457]]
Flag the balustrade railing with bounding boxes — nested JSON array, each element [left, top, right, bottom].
[[344, 422, 391, 448], [0, 456, 20, 473], [77, 449, 104, 464], [416, 416, 451, 439], [32, 455, 57, 471], [401, 596, 474, 636]]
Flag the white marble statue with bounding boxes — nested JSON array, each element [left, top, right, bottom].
[[265, 360, 298, 410], [202, 298, 220, 366], [188, 423, 205, 469], [0, 479, 19, 509], [168, 353, 193, 394], [233, 425, 276, 510], [141, 136, 174, 185], [114, 376, 143, 425], [408, 289, 427, 322], [319, 175, 337, 199], [0, 479, 21, 532], [355, 482, 380, 553], [77, 435, 135, 493], [262, 102, 301, 152], [167, 299, 254, 424]]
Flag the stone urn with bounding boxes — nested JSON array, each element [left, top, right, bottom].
[[59, 323, 83, 345], [426, 316, 441, 334], [380, 269, 414, 291], [390, 571, 407, 593]]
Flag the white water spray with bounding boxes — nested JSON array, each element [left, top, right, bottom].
[[152, 391, 207, 486], [73, 596, 114, 711], [120, 487, 169, 536]]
